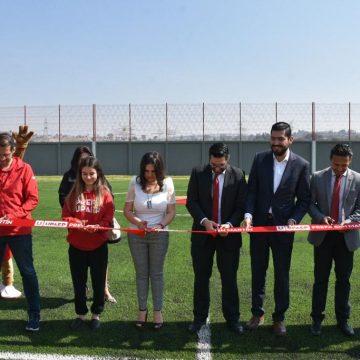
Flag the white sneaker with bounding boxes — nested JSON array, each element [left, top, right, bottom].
[[0, 284, 5, 292], [1, 285, 22, 299]]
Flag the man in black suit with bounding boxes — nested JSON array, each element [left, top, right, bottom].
[[186, 143, 247, 335], [244, 122, 311, 336]]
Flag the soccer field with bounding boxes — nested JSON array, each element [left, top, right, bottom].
[[0, 176, 359, 360]]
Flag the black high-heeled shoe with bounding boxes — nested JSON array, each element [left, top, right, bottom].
[[153, 322, 163, 330], [153, 310, 163, 330], [135, 309, 148, 329]]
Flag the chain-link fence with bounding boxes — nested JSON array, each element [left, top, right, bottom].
[[0, 103, 359, 142]]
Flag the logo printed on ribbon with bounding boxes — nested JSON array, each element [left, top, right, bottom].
[[68, 223, 86, 228], [276, 225, 311, 232], [34, 220, 68, 228], [0, 219, 13, 225], [1, 217, 360, 236]]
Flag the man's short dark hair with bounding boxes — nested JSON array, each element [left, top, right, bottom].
[[330, 144, 353, 159], [209, 142, 229, 159], [0, 132, 15, 149], [271, 122, 292, 138]]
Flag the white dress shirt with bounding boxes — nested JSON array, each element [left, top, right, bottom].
[[245, 149, 290, 220], [269, 150, 290, 213]]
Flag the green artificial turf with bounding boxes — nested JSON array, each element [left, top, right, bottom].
[[0, 176, 358, 359]]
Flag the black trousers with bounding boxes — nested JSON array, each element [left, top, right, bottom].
[[68, 243, 108, 316], [250, 220, 294, 322], [191, 237, 240, 324], [311, 231, 353, 324]]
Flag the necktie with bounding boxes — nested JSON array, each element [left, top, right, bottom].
[[212, 174, 219, 223], [330, 175, 342, 223]]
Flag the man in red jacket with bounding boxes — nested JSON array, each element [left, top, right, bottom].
[[0, 132, 40, 331], [1, 125, 33, 299]]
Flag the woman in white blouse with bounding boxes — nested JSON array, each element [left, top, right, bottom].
[[124, 151, 176, 330]]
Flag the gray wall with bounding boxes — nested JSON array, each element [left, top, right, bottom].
[[23, 141, 359, 176]]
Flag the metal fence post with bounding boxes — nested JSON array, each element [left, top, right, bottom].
[[349, 102, 351, 143], [165, 103, 168, 170], [239, 102, 243, 170], [311, 102, 316, 173], [202, 102, 206, 165], [24, 105, 27, 125], [57, 104, 61, 175], [128, 103, 132, 174], [92, 104, 97, 157]]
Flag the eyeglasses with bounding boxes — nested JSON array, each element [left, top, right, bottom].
[[0, 153, 12, 159]]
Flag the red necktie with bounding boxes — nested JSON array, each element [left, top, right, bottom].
[[330, 175, 342, 223], [212, 174, 219, 223]]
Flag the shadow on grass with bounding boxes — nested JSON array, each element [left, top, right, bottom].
[[0, 320, 195, 356], [0, 319, 359, 358], [0, 297, 72, 310], [210, 322, 360, 358]]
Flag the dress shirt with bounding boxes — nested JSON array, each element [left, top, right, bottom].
[[244, 150, 290, 221], [273, 150, 289, 193], [200, 170, 226, 225], [331, 169, 348, 222], [269, 149, 290, 213]]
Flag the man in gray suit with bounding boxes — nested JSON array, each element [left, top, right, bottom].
[[308, 144, 360, 337]]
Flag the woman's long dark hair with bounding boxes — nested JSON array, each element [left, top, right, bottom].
[[137, 151, 165, 191], [70, 146, 93, 172]]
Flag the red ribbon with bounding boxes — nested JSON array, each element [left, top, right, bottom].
[[0, 218, 145, 236], [191, 222, 360, 235], [175, 198, 187, 205], [1, 218, 359, 235]]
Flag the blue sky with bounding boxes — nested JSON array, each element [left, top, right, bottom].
[[0, 0, 359, 105]]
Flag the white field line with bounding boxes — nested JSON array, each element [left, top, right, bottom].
[[196, 317, 212, 360], [113, 192, 188, 195], [170, 213, 191, 217], [0, 352, 177, 360], [113, 192, 188, 196], [0, 352, 119, 360], [114, 209, 191, 217]]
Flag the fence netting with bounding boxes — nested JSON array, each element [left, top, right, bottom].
[[0, 103, 357, 142]]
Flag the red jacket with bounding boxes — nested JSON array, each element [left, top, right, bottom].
[[62, 189, 114, 251], [0, 157, 38, 236]]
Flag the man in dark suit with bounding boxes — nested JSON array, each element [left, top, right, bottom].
[[244, 122, 311, 336], [308, 144, 360, 337], [186, 142, 247, 335]]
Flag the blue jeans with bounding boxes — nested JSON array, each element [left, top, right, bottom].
[[0, 235, 40, 316]]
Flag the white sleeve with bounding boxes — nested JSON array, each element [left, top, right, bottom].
[[165, 177, 176, 204]]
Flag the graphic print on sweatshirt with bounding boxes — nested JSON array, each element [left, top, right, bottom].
[[75, 198, 100, 213]]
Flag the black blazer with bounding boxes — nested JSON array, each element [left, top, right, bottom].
[[186, 164, 247, 248], [246, 150, 310, 226]]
